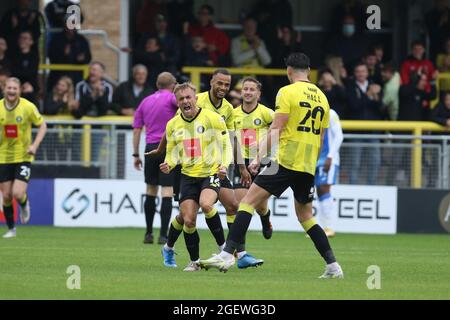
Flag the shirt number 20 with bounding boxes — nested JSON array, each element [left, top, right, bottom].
[[297, 101, 325, 135]]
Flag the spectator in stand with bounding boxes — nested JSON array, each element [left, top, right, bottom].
[[373, 43, 385, 65], [43, 76, 78, 161], [272, 25, 303, 68], [0, 38, 12, 73], [187, 4, 230, 66], [74, 62, 114, 162], [250, 0, 293, 60], [397, 72, 437, 187], [74, 61, 114, 118], [400, 41, 437, 92], [136, 0, 168, 37], [153, 14, 181, 75], [231, 17, 271, 68], [325, 55, 348, 87], [167, 0, 194, 36], [346, 62, 383, 185], [47, 27, 92, 89], [380, 63, 401, 121], [11, 31, 39, 103], [363, 49, 383, 85], [317, 69, 348, 119], [432, 91, 450, 127], [0, 0, 43, 56], [184, 36, 213, 67], [227, 80, 243, 108], [133, 36, 165, 88], [113, 64, 154, 116], [45, 0, 84, 29], [328, 15, 368, 70], [271, 25, 303, 91], [0, 70, 10, 100], [399, 72, 437, 122], [435, 37, 450, 95], [44, 76, 78, 116], [425, 0, 450, 63], [330, 0, 366, 36]]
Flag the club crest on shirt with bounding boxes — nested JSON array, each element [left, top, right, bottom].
[[16, 116, 23, 123], [254, 118, 262, 125], [197, 126, 205, 134]]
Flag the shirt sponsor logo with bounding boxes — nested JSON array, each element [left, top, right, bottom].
[[5, 125, 18, 138], [183, 138, 201, 158], [241, 129, 256, 146]]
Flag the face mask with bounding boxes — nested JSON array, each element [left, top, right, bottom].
[[343, 24, 355, 36]]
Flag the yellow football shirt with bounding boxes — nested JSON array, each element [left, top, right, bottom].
[[0, 98, 44, 164], [165, 108, 232, 178], [274, 81, 330, 175], [233, 103, 274, 160], [196, 91, 234, 130]]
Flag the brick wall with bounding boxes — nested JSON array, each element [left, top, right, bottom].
[[79, 0, 122, 82]]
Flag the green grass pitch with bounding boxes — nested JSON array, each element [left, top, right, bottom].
[[0, 226, 449, 299]]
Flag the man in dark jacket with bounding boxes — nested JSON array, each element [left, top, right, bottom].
[[399, 72, 437, 122], [346, 62, 383, 185], [48, 27, 92, 88], [113, 64, 154, 116]]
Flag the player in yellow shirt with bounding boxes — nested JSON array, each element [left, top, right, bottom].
[[195, 69, 240, 230], [232, 77, 274, 244], [160, 82, 232, 271], [0, 78, 47, 238], [200, 53, 344, 278]]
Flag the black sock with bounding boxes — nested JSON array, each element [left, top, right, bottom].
[[144, 195, 156, 234], [224, 210, 252, 254], [205, 211, 225, 246], [307, 224, 336, 264], [3, 204, 14, 230], [260, 209, 271, 227], [160, 197, 172, 238], [167, 217, 183, 248], [226, 223, 233, 241], [183, 227, 200, 261]]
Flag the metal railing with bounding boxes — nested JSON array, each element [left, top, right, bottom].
[[341, 120, 450, 188], [34, 117, 450, 187], [182, 66, 318, 92]]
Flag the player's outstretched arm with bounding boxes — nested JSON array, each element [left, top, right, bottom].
[[145, 134, 167, 157]]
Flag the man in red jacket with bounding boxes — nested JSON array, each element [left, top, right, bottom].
[[187, 4, 230, 65], [400, 41, 438, 92]]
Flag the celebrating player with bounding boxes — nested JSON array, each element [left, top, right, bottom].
[[160, 82, 232, 271], [232, 77, 274, 244], [200, 53, 344, 279], [314, 108, 343, 238], [0, 78, 47, 238]]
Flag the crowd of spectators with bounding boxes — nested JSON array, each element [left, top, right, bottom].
[[0, 0, 449, 132]]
